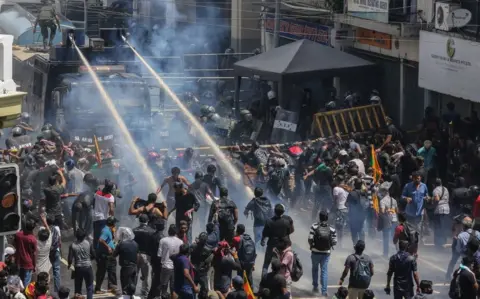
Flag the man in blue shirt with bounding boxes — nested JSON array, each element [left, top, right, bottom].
[[95, 216, 118, 293], [402, 172, 428, 226], [173, 244, 199, 299]]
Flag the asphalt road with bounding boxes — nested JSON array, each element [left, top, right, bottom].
[[56, 208, 456, 299]]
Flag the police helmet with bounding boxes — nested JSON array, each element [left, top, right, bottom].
[[200, 105, 210, 116], [20, 112, 30, 124], [210, 113, 221, 122], [225, 48, 234, 54], [470, 185, 480, 198], [252, 48, 261, 55], [42, 123, 53, 132], [11, 126, 23, 137], [325, 101, 336, 110]]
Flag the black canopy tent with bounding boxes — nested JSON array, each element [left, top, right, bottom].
[[232, 39, 375, 113]]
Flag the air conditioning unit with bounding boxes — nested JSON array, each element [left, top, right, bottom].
[[435, 2, 460, 31]]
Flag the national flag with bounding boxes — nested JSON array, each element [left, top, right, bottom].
[[243, 271, 255, 299], [94, 135, 102, 168], [371, 145, 382, 215], [370, 145, 382, 183]]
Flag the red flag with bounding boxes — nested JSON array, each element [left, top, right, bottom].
[[94, 135, 102, 168]]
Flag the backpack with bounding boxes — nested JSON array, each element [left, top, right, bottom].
[[313, 223, 332, 251], [467, 230, 480, 255], [449, 269, 462, 299], [216, 199, 233, 224], [287, 250, 303, 282], [351, 254, 372, 289], [402, 222, 419, 245], [238, 234, 256, 264], [269, 169, 285, 191]]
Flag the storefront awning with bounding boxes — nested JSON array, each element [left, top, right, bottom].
[[233, 39, 374, 82]]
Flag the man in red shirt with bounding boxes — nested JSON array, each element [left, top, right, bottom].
[[14, 218, 37, 286], [393, 213, 418, 257]]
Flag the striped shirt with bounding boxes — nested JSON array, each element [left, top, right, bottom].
[[308, 222, 337, 253]]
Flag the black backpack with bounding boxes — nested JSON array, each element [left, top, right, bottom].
[[289, 251, 303, 282], [269, 169, 285, 191], [402, 222, 419, 245], [351, 254, 372, 289], [449, 269, 462, 299], [467, 230, 480, 255], [216, 199, 233, 224], [238, 234, 256, 264], [313, 223, 332, 251]]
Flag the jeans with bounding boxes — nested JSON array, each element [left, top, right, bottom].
[[19, 268, 33, 286], [120, 265, 137, 295], [350, 220, 365, 245], [311, 252, 330, 295], [195, 272, 209, 299], [434, 213, 449, 247], [95, 254, 117, 291], [93, 220, 107, 250], [136, 254, 150, 296], [262, 244, 275, 278], [49, 250, 61, 293], [446, 238, 461, 279], [253, 226, 263, 250], [383, 223, 397, 257], [75, 266, 94, 299]]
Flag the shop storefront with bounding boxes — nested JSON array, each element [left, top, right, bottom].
[[419, 30, 480, 118]]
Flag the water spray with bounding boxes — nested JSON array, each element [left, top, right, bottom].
[[121, 36, 254, 198], [68, 35, 160, 197]]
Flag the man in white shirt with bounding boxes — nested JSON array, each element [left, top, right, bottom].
[[157, 224, 183, 299], [93, 180, 115, 249], [333, 176, 349, 248]]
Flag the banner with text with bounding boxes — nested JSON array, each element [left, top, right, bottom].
[[265, 15, 330, 46], [419, 31, 479, 103], [347, 0, 389, 23]]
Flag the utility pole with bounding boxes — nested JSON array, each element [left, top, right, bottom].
[[273, 0, 280, 47]]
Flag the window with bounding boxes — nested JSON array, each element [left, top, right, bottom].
[[33, 72, 43, 97]]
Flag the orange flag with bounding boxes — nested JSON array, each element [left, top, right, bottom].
[[370, 145, 382, 215], [94, 135, 102, 168], [243, 271, 255, 299]]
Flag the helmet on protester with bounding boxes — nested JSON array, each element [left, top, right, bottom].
[[11, 126, 23, 137]]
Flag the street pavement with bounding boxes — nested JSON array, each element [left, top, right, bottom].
[[56, 208, 455, 299]]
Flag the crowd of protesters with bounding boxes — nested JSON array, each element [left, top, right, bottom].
[[2, 101, 480, 299]]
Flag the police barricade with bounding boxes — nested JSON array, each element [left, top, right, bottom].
[[311, 104, 387, 138]]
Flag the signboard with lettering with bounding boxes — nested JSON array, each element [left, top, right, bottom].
[[356, 28, 392, 50], [265, 15, 330, 46], [347, 0, 389, 22]]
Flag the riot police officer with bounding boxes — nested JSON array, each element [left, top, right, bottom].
[[230, 109, 255, 143], [5, 126, 33, 150], [17, 112, 34, 133], [38, 123, 64, 146], [33, 0, 61, 49]]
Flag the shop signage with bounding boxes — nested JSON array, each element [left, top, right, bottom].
[[419, 31, 479, 102], [265, 15, 330, 46], [356, 28, 392, 50], [347, 0, 389, 22]]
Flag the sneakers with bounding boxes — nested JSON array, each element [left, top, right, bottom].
[[312, 287, 319, 293]]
